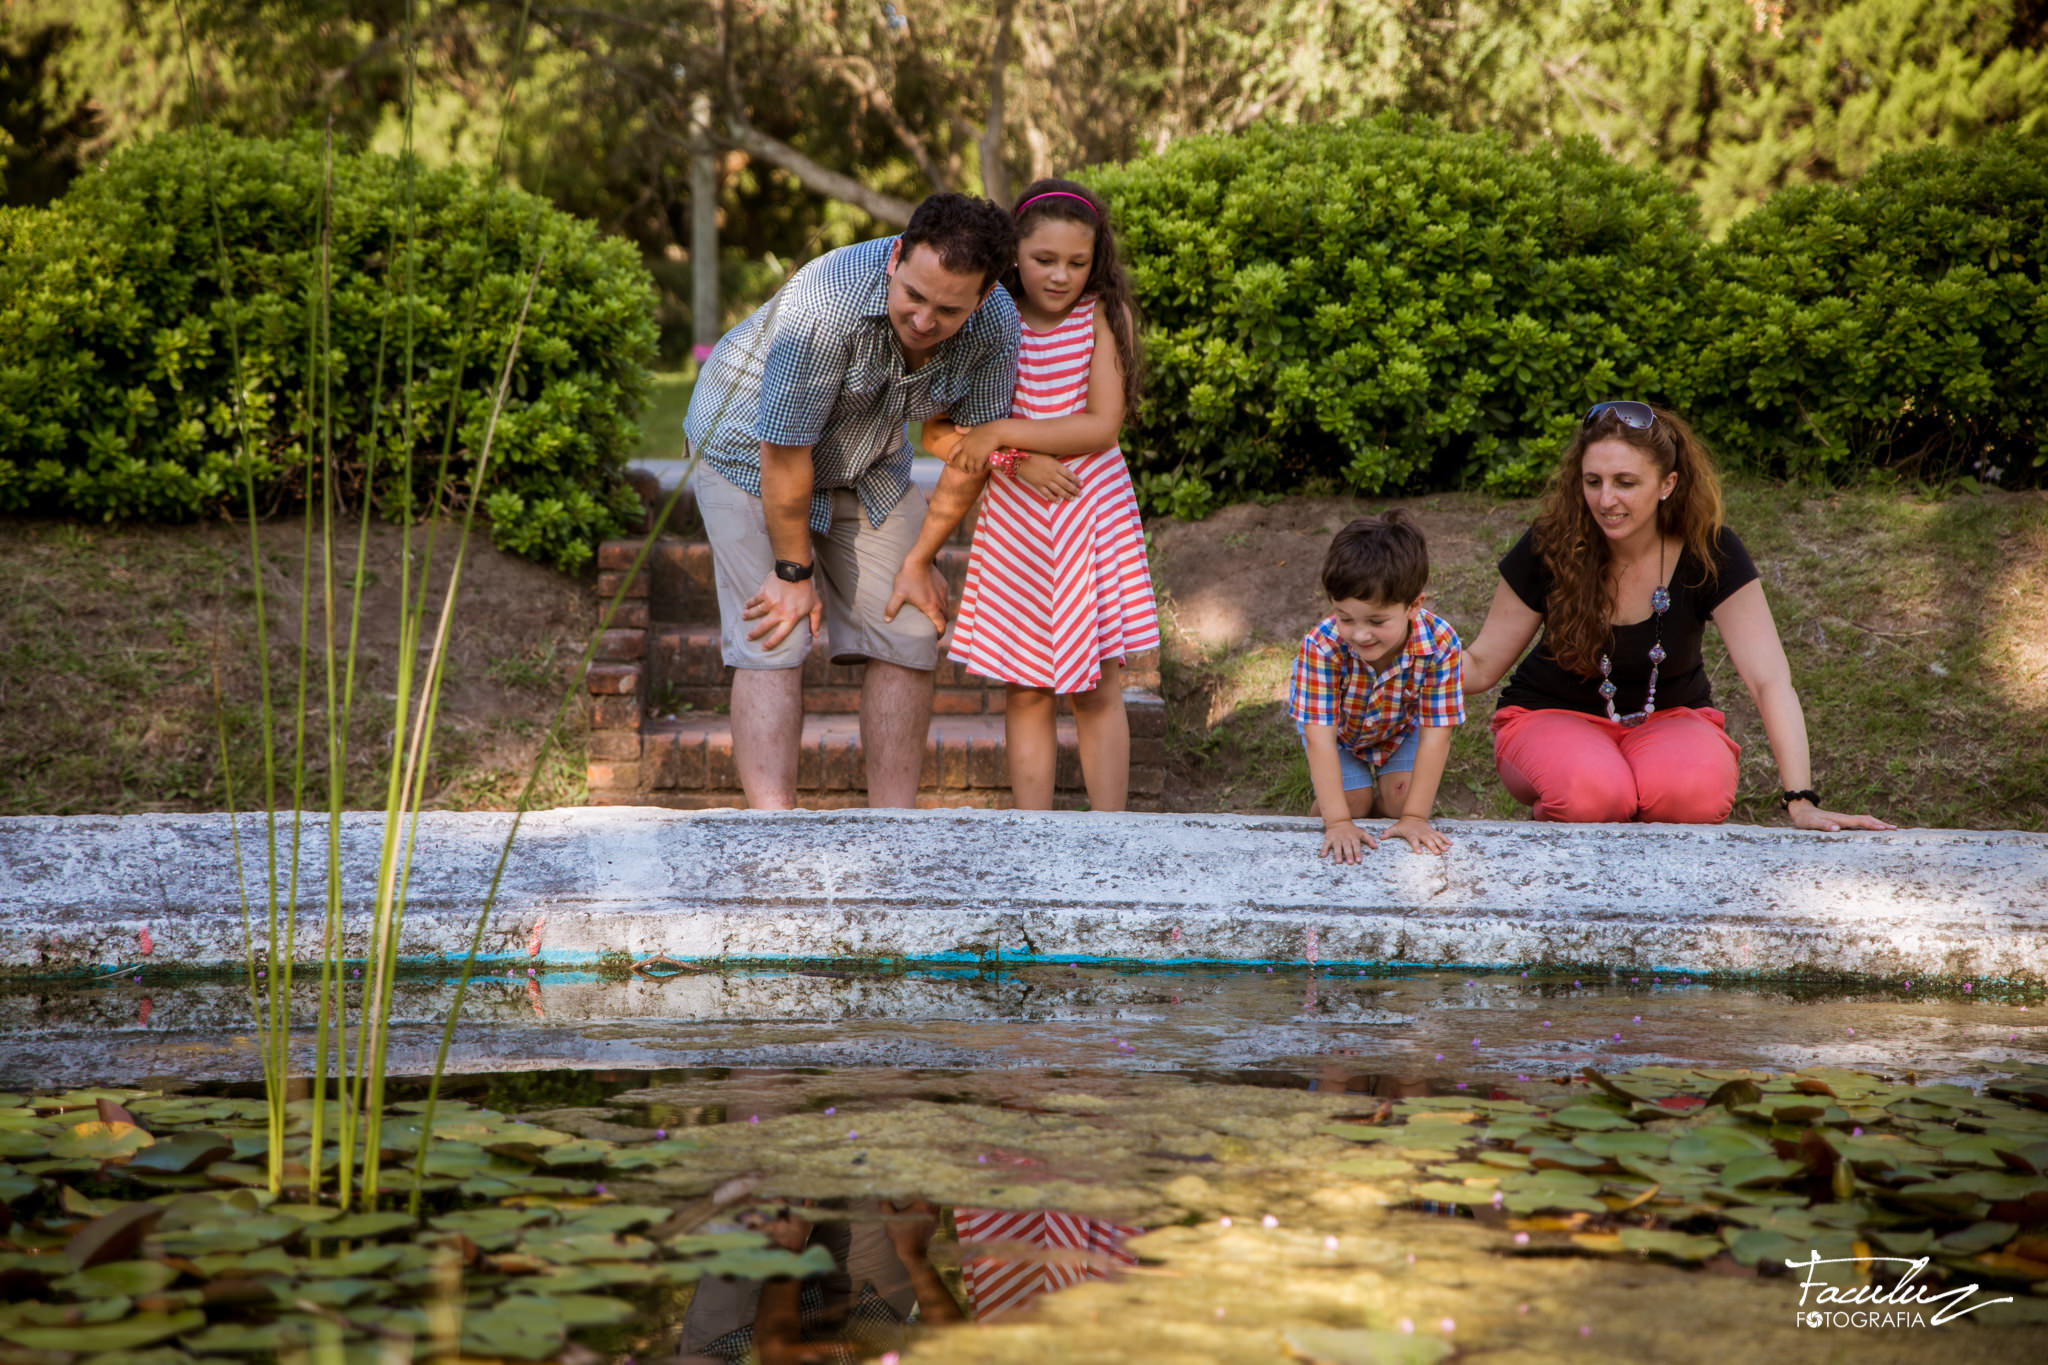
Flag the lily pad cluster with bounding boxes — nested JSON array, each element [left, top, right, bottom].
[[0, 1089, 831, 1362], [1323, 1063, 2048, 1295]]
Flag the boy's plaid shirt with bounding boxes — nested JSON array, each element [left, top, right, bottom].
[[683, 236, 1020, 535], [1287, 607, 1465, 767]]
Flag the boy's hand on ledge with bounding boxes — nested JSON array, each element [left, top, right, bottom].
[[1385, 815, 1450, 855], [1319, 818, 1375, 864]]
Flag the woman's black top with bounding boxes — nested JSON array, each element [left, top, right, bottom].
[[1496, 526, 1760, 717]]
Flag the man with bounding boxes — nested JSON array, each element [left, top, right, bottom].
[[683, 193, 1019, 809]]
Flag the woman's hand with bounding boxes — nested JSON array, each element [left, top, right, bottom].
[[1786, 800, 1896, 833], [1015, 453, 1081, 501]]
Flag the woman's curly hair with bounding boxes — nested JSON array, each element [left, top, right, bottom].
[[1532, 405, 1726, 676]]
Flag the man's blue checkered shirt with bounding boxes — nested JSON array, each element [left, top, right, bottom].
[[683, 236, 1020, 534]]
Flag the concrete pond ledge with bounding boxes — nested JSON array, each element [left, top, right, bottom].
[[0, 807, 2043, 981]]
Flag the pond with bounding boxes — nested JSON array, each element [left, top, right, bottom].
[[1, 967, 2045, 1362]]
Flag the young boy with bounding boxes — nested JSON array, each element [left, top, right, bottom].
[[1286, 511, 1464, 862]]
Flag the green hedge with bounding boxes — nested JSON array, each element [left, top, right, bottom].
[[0, 131, 658, 571], [1694, 130, 2048, 486], [1087, 115, 1708, 513], [1088, 117, 2046, 515]]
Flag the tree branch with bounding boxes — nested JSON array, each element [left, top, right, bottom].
[[720, 111, 915, 226]]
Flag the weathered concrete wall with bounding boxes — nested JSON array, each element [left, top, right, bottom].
[[1, 808, 2043, 980]]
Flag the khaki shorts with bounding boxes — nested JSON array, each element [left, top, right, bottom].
[[696, 466, 940, 671]]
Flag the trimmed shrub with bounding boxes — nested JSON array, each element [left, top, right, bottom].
[[1693, 131, 2048, 487], [0, 130, 658, 571], [1084, 114, 1708, 510]]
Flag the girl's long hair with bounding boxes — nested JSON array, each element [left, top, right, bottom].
[[1531, 405, 1726, 676], [1005, 177, 1143, 415]]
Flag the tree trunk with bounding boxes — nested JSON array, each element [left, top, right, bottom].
[[978, 0, 1015, 205], [689, 90, 721, 360]]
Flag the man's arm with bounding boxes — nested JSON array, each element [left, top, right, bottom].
[[883, 461, 986, 634], [744, 441, 824, 650]]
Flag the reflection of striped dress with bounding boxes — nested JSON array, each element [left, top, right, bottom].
[[952, 1207, 1142, 1320], [948, 296, 1160, 694]]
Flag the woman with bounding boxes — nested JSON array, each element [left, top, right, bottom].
[[1461, 401, 1891, 832]]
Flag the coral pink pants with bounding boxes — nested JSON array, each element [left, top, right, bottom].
[[1491, 705, 1741, 824]]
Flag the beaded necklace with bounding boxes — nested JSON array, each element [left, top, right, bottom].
[[1597, 537, 1670, 727]]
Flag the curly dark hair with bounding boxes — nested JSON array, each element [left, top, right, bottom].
[[1532, 404, 1727, 676], [1005, 177, 1144, 416], [899, 193, 1016, 291]]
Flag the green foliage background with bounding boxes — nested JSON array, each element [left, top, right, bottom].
[[1092, 120, 2048, 509], [1092, 116, 1708, 513], [0, 130, 658, 571]]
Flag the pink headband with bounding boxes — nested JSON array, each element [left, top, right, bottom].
[[1016, 190, 1098, 218]]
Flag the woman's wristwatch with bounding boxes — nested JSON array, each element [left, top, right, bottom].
[[1779, 788, 1820, 809]]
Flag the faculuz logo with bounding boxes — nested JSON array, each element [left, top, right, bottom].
[[1787, 1251, 2014, 1327]]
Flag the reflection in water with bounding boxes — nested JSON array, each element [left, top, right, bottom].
[[954, 1208, 1142, 1319], [676, 1200, 1139, 1362]]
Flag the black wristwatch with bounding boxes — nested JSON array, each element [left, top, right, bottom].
[[1780, 788, 1820, 809], [773, 559, 814, 583]]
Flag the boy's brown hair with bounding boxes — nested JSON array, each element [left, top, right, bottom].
[[1321, 509, 1429, 604]]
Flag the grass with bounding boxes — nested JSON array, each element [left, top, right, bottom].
[[635, 367, 697, 463], [1154, 479, 2048, 831], [0, 517, 594, 817]]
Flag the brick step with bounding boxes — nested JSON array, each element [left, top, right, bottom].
[[588, 695, 1165, 808]]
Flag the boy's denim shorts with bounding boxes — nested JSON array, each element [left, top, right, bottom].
[[1295, 720, 1421, 792]]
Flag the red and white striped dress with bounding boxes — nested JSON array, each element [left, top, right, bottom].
[[951, 1207, 1142, 1320], [948, 296, 1160, 693]]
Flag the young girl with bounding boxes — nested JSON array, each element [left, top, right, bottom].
[[924, 178, 1159, 811]]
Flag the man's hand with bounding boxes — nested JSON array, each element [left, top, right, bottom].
[[743, 574, 823, 650], [884, 557, 951, 634], [1318, 818, 1376, 864], [1016, 453, 1082, 501], [1384, 815, 1450, 855]]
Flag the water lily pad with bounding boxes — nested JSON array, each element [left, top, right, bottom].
[[560, 1204, 669, 1234], [290, 1275, 382, 1307], [1719, 1155, 1805, 1188], [1281, 1326, 1454, 1364], [536, 1292, 636, 1326], [655, 1243, 836, 1282], [1669, 1126, 1773, 1168], [460, 1299, 564, 1361], [1332, 1157, 1416, 1179], [3, 1309, 203, 1353], [302, 1211, 415, 1241], [1548, 1106, 1636, 1132], [0, 1131, 50, 1158], [124, 1132, 232, 1177], [539, 1140, 615, 1168], [1937, 1221, 2018, 1255], [55, 1259, 180, 1298], [178, 1319, 321, 1354], [519, 1232, 658, 1264], [1617, 1228, 1723, 1261], [1724, 1226, 1806, 1268], [1409, 1181, 1495, 1207], [1570, 1131, 1670, 1160], [20, 1295, 131, 1325], [53, 1121, 155, 1162]]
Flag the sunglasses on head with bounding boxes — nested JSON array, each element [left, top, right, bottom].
[[1583, 400, 1656, 430]]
